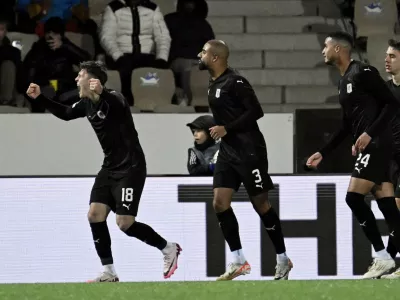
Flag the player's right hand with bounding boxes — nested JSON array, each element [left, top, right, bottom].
[[306, 152, 323, 169], [26, 83, 41, 99]]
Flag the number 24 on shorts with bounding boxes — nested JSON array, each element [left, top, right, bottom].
[[356, 153, 370, 168], [121, 188, 134, 202]]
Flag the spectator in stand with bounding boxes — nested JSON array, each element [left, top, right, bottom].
[[338, 0, 355, 19], [22, 17, 90, 112], [0, 19, 21, 105], [165, 0, 214, 106], [100, 0, 171, 106], [186, 115, 220, 176], [16, 0, 101, 56], [1, 0, 17, 31]]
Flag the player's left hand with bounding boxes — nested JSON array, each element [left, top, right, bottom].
[[351, 145, 357, 156], [354, 132, 371, 153], [209, 126, 227, 139], [89, 78, 103, 95]]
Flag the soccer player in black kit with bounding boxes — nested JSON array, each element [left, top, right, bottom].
[[306, 32, 400, 279], [26, 61, 181, 282], [198, 40, 293, 281], [380, 39, 400, 279]]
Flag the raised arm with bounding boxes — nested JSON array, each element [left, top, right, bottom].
[[26, 84, 86, 121]]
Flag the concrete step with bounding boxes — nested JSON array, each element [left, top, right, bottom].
[[246, 16, 345, 33], [238, 68, 338, 86], [229, 51, 263, 68], [208, 17, 244, 34], [207, 1, 318, 17], [285, 86, 338, 104], [264, 51, 324, 68], [254, 86, 282, 104], [261, 103, 340, 113], [217, 33, 324, 51], [230, 50, 361, 69]]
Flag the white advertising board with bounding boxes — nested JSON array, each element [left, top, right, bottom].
[[0, 176, 391, 283]]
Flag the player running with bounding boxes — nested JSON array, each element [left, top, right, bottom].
[[26, 61, 181, 282], [198, 40, 293, 281], [379, 39, 400, 279], [306, 32, 400, 279]]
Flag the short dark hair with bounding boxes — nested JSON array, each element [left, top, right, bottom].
[[388, 39, 400, 51], [44, 17, 65, 36], [79, 61, 108, 85], [327, 31, 354, 49]]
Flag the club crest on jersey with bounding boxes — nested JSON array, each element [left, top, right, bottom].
[[97, 111, 106, 119], [347, 83, 352, 94], [215, 89, 221, 98]]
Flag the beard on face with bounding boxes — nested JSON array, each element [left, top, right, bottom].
[[198, 59, 208, 70]]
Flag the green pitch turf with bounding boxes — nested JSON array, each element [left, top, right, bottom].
[[1, 280, 400, 300]]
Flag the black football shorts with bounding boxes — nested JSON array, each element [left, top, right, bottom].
[[351, 141, 395, 186], [89, 166, 146, 216], [213, 154, 274, 197]]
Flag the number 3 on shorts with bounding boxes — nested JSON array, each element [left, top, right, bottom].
[[356, 153, 370, 168], [121, 187, 134, 202], [252, 169, 262, 183]]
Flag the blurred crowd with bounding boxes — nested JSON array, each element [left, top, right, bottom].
[[0, 0, 215, 111]]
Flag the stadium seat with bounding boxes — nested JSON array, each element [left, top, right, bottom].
[[91, 14, 102, 27], [105, 70, 121, 92], [131, 68, 175, 111], [130, 106, 141, 113], [153, 0, 176, 15], [0, 106, 30, 113], [88, 0, 109, 17], [190, 66, 209, 107], [153, 104, 195, 113], [65, 32, 95, 59], [354, 0, 397, 37], [354, 0, 398, 76], [7, 32, 38, 61]]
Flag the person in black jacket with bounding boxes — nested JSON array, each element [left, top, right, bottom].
[[22, 17, 91, 112], [165, 0, 214, 105], [0, 19, 21, 105], [187, 115, 219, 176]]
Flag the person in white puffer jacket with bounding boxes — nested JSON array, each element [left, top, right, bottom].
[[100, 0, 171, 106]]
